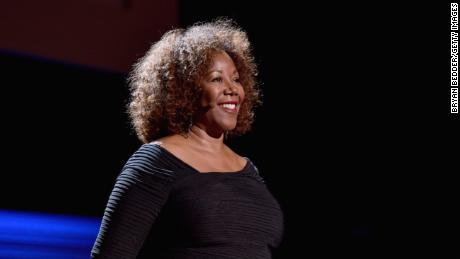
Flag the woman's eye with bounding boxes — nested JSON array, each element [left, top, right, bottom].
[[233, 78, 240, 83], [211, 77, 222, 82]]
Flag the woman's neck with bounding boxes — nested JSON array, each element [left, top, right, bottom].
[[184, 124, 225, 153]]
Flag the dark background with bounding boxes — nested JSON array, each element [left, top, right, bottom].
[[1, 1, 457, 258]]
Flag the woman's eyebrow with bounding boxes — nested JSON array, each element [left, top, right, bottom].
[[206, 70, 222, 75], [206, 69, 238, 76]]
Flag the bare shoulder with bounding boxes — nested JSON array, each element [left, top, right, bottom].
[[152, 135, 182, 147], [151, 135, 187, 154], [224, 145, 248, 168]]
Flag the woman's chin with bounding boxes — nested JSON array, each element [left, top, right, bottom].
[[221, 122, 237, 132]]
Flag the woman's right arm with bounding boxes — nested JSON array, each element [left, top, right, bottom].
[[91, 168, 174, 258]]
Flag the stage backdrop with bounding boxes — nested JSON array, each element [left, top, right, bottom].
[[0, 0, 178, 73]]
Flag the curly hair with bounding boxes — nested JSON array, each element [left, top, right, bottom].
[[128, 19, 261, 143]]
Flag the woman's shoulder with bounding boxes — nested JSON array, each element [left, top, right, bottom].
[[121, 143, 191, 180], [244, 158, 266, 183], [221, 145, 248, 169], [224, 146, 266, 183]]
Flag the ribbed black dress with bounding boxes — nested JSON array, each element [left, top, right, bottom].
[[91, 143, 283, 258]]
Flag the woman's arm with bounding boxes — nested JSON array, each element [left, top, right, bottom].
[[91, 168, 174, 258]]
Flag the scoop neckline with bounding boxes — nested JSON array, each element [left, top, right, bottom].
[[147, 143, 250, 175]]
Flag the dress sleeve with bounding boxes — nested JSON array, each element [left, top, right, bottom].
[[91, 166, 175, 258]]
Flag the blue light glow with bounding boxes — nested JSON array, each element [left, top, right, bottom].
[[0, 210, 101, 258]]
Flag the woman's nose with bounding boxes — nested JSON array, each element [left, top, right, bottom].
[[224, 81, 238, 95]]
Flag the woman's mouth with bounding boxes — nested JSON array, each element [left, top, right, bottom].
[[218, 101, 238, 113]]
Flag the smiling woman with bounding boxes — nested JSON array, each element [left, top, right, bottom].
[[91, 19, 284, 258], [127, 20, 260, 144], [196, 51, 246, 137]]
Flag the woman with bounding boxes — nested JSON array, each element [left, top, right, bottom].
[[91, 19, 283, 258]]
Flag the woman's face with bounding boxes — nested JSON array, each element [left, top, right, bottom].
[[195, 51, 245, 136]]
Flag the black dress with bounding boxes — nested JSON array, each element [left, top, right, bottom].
[[91, 143, 284, 258]]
